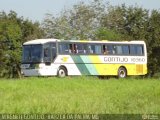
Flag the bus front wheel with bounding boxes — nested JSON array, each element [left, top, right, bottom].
[[57, 67, 67, 78], [118, 67, 127, 78]]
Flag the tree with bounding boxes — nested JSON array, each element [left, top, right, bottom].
[[95, 28, 125, 40], [0, 11, 22, 78], [145, 10, 160, 76], [0, 11, 44, 78], [101, 4, 149, 40], [42, 0, 108, 40]]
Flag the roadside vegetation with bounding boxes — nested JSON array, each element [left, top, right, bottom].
[[0, 77, 159, 113]]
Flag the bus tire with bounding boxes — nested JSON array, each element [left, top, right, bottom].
[[57, 67, 67, 78], [118, 67, 127, 78]]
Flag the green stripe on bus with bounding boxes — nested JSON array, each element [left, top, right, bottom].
[[80, 56, 99, 75], [71, 56, 91, 75]]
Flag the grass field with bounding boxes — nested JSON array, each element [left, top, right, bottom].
[[0, 76, 160, 114]]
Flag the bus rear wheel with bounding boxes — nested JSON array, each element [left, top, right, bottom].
[[57, 67, 67, 78], [118, 67, 127, 78]]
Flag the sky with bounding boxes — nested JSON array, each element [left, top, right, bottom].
[[0, 0, 160, 22]]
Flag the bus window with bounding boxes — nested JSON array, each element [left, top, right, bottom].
[[122, 45, 129, 55], [95, 45, 102, 54], [115, 45, 123, 55], [113, 45, 130, 55], [68, 44, 77, 54], [109, 45, 115, 54], [69, 44, 73, 53], [43, 44, 51, 62], [130, 45, 144, 56], [51, 43, 56, 61], [137, 45, 144, 55], [59, 43, 70, 54], [88, 45, 93, 54], [22, 45, 31, 62], [130, 45, 136, 55], [88, 44, 102, 54], [76, 44, 87, 54], [103, 45, 107, 54], [22, 45, 42, 63], [32, 46, 42, 61], [103, 44, 114, 55], [60, 43, 88, 54]]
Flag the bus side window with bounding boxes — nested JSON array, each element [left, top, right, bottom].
[[76, 44, 86, 54], [137, 45, 144, 55], [103, 45, 107, 54], [59, 43, 70, 54], [95, 45, 102, 54], [77, 44, 84, 54], [130, 45, 136, 55], [115, 45, 123, 55], [105, 44, 114, 55], [73, 44, 77, 53], [69, 44, 73, 53], [83, 45, 88, 54], [69, 44, 77, 54], [122, 45, 129, 55], [88, 44, 102, 54], [130, 45, 144, 56], [44, 45, 51, 62], [51, 43, 56, 61], [88, 45, 93, 54], [44, 48, 49, 57]]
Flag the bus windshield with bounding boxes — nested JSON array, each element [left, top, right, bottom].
[[22, 44, 42, 63]]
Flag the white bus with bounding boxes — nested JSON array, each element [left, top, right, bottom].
[[21, 39, 147, 78]]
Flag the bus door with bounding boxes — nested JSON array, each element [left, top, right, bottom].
[[43, 42, 56, 65]]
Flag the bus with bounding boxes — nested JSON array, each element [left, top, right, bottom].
[[21, 39, 147, 78]]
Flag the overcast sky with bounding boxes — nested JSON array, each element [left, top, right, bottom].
[[0, 0, 160, 22]]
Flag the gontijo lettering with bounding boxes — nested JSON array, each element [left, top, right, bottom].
[[104, 57, 128, 62], [104, 57, 146, 63]]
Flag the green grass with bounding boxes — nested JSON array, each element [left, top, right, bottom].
[[0, 76, 160, 114]]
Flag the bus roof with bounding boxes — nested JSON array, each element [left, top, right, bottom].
[[23, 39, 59, 45], [23, 39, 145, 45]]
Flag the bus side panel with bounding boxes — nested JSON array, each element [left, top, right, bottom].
[[125, 64, 147, 75], [54, 55, 147, 76], [54, 55, 82, 75]]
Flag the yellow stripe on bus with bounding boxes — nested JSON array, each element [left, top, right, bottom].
[[89, 56, 107, 75]]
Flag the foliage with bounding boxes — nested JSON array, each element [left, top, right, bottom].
[[146, 10, 160, 76], [0, 11, 44, 78], [42, 0, 108, 40], [101, 4, 149, 39], [0, 77, 160, 113], [95, 28, 125, 41]]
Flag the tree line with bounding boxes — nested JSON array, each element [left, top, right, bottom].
[[0, 0, 160, 78]]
